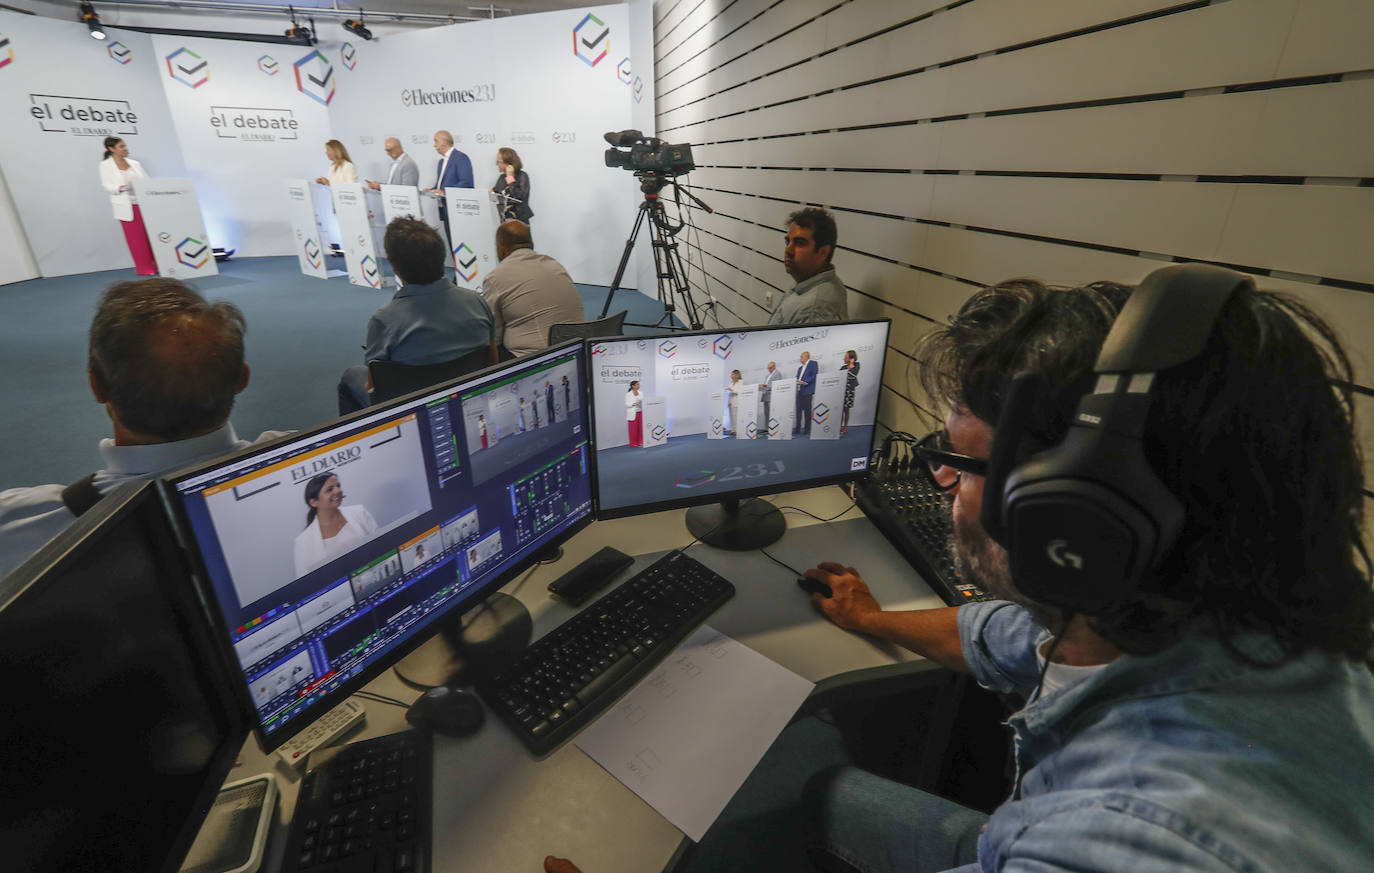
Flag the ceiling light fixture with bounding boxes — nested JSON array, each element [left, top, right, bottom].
[[342, 13, 373, 41], [80, 1, 106, 40]]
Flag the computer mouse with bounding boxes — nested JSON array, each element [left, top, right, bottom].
[[797, 576, 833, 598], [406, 686, 486, 737]]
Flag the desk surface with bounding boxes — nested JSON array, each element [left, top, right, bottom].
[[229, 485, 944, 873]]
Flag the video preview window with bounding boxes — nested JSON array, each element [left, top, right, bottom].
[[201, 415, 433, 607]]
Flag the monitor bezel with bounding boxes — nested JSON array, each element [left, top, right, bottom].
[[160, 341, 595, 753], [586, 318, 892, 521], [0, 481, 249, 873]]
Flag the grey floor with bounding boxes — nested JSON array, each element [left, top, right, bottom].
[[0, 257, 671, 490]]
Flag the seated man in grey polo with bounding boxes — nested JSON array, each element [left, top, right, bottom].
[[769, 206, 848, 325], [338, 217, 497, 414], [0, 278, 287, 578], [481, 220, 586, 358]]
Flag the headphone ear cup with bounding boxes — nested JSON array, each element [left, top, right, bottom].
[[1000, 427, 1184, 613]]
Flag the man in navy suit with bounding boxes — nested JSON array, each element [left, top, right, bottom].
[[426, 129, 474, 245], [794, 350, 818, 435]]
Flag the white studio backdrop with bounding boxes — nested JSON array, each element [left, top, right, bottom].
[[325, 5, 642, 287], [0, 11, 187, 277], [150, 33, 336, 258]]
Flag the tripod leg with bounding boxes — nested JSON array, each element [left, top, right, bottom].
[[599, 201, 652, 319]]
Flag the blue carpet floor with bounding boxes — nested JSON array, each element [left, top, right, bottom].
[[0, 256, 672, 489]]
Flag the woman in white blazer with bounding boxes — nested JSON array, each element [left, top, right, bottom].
[[315, 139, 358, 186], [99, 136, 157, 275], [292, 472, 378, 577]]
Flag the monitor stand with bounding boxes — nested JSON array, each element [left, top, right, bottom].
[[393, 592, 533, 690], [684, 497, 786, 550]]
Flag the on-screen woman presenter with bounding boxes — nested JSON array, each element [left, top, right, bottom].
[[315, 139, 358, 186], [293, 472, 378, 576], [491, 147, 533, 224], [626, 381, 643, 447], [99, 137, 156, 276]]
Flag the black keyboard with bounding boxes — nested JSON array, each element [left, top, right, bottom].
[[479, 549, 735, 755], [281, 729, 432, 873]]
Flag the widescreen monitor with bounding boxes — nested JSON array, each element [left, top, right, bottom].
[[0, 482, 248, 873], [588, 319, 891, 547], [165, 342, 593, 752]]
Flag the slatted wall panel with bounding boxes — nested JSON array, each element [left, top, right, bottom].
[[653, 0, 1374, 530]]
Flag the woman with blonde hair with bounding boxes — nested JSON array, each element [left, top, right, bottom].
[[315, 139, 358, 186]]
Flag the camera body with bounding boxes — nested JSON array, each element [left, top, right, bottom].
[[603, 130, 695, 176]]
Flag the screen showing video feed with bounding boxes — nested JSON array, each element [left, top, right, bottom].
[[169, 344, 592, 743], [589, 320, 890, 515]]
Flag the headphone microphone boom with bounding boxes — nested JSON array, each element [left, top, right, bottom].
[[981, 264, 1255, 614]]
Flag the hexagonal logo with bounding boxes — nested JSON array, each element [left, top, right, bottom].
[[591, 343, 608, 357], [175, 237, 210, 269], [340, 42, 357, 71], [674, 470, 715, 489], [294, 50, 335, 106], [258, 54, 279, 76], [401, 89, 413, 107], [166, 47, 209, 89], [657, 339, 677, 359], [768, 417, 780, 436], [709, 417, 722, 435], [107, 41, 132, 65], [157, 232, 171, 243], [617, 57, 632, 84], [745, 421, 759, 439], [650, 424, 666, 441], [572, 13, 609, 68], [632, 75, 644, 103], [303, 238, 321, 269], [697, 338, 708, 348], [813, 402, 831, 424], [0, 33, 13, 70], [360, 254, 382, 288], [452, 242, 478, 283], [636, 339, 648, 351], [713, 334, 733, 359]]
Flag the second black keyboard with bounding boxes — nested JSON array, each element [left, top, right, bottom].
[[478, 549, 735, 755]]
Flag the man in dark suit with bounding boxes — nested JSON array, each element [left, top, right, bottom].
[[545, 380, 556, 423], [425, 129, 474, 245], [794, 350, 818, 435]]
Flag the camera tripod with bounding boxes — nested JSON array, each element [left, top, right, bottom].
[[598, 174, 712, 331]]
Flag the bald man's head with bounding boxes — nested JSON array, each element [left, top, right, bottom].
[[433, 130, 453, 154], [495, 220, 534, 260]]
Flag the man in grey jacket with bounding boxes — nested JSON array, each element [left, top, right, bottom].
[[366, 137, 420, 190], [769, 207, 848, 325]]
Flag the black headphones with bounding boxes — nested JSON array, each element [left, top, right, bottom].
[[979, 264, 1254, 614]]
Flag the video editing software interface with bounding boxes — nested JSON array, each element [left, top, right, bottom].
[[589, 320, 891, 515], [171, 345, 591, 744]]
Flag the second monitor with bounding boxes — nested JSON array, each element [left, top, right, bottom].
[[588, 319, 891, 548]]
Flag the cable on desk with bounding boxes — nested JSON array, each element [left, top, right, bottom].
[[773, 499, 859, 524], [758, 547, 804, 578], [353, 690, 413, 709]]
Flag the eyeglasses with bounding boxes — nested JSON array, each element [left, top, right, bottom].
[[913, 431, 989, 492]]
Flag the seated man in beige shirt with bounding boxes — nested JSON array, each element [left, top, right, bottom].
[[481, 220, 586, 358]]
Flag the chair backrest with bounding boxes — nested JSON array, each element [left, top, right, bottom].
[[368, 346, 493, 403], [547, 310, 628, 345]]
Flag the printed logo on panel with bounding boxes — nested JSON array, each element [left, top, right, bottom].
[[107, 42, 132, 65], [452, 242, 478, 283], [293, 50, 335, 106], [258, 55, 279, 76], [657, 339, 677, 359], [175, 237, 211, 269], [303, 238, 321, 269], [166, 47, 209, 89], [340, 42, 357, 71], [713, 335, 733, 359], [572, 13, 609, 68], [0, 33, 13, 70], [616, 57, 631, 84], [360, 254, 382, 288]]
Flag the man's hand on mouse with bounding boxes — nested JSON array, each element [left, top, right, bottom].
[[806, 562, 882, 632], [544, 856, 583, 873]]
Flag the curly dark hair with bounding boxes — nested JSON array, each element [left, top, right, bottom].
[[786, 207, 837, 264], [916, 277, 1373, 663]]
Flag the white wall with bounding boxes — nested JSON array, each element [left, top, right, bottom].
[[0, 165, 39, 285], [652, 0, 1374, 524]]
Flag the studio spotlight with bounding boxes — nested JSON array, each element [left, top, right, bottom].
[[79, 2, 105, 40], [342, 16, 373, 41], [284, 6, 315, 44]]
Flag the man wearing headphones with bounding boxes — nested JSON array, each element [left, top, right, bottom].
[[802, 269, 1374, 873]]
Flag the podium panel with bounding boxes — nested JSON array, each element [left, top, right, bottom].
[[130, 178, 219, 280], [285, 180, 328, 279]]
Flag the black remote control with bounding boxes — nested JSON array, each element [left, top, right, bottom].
[[547, 546, 635, 606]]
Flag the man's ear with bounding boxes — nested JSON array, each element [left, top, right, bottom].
[[89, 366, 108, 404], [820, 244, 834, 264], [235, 363, 251, 395]]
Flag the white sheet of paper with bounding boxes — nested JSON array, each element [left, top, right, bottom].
[[574, 625, 814, 841]]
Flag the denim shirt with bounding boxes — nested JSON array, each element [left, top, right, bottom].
[[958, 600, 1374, 872]]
